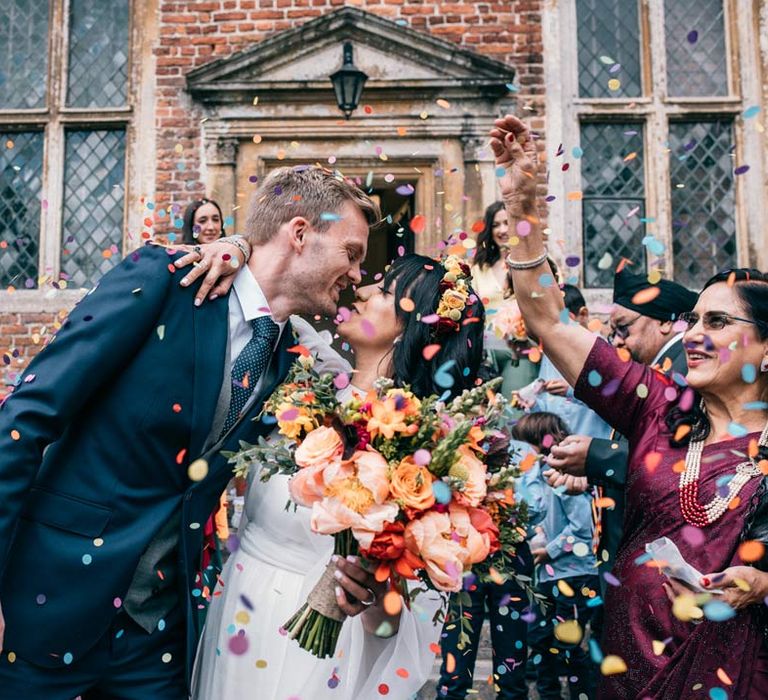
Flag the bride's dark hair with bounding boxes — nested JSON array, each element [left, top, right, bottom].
[[380, 254, 485, 400]]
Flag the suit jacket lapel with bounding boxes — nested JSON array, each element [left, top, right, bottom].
[[189, 297, 230, 460]]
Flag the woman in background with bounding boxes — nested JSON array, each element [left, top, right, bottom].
[[181, 198, 226, 244]]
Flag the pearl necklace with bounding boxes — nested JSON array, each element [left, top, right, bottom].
[[678, 418, 768, 527]]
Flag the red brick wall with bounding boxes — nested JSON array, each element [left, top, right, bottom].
[[153, 0, 546, 211], [3, 0, 545, 390]]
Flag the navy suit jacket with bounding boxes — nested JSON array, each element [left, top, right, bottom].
[[0, 245, 294, 675]]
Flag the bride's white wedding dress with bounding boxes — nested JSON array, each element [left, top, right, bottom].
[[192, 318, 442, 700]]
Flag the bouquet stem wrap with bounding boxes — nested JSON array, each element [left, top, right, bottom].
[[283, 530, 358, 658]]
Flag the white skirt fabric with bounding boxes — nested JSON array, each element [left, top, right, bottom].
[[191, 472, 443, 700]]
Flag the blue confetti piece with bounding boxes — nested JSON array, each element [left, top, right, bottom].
[[742, 363, 757, 384], [63, 652, 73, 665], [589, 638, 603, 663], [704, 600, 736, 622], [743, 106, 761, 119], [320, 212, 342, 221], [586, 596, 603, 608], [709, 688, 728, 700], [506, 83, 519, 92], [82, 554, 92, 565], [434, 359, 456, 388], [744, 401, 768, 410], [588, 370, 602, 387], [572, 146, 584, 159], [158, 619, 166, 631], [495, 166, 506, 178], [634, 552, 653, 565], [728, 421, 748, 437], [224, 216, 234, 227], [538, 273, 555, 287], [432, 480, 452, 504]]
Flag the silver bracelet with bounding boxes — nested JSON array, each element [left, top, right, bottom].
[[219, 235, 251, 264], [505, 248, 548, 270]]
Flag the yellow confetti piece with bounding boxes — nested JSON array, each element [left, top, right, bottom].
[[93, 538, 104, 547], [161, 652, 173, 663], [608, 78, 621, 91], [672, 593, 703, 622], [557, 579, 574, 597], [647, 269, 662, 284], [187, 459, 209, 482], [255, 659, 268, 668], [734, 577, 751, 592], [652, 640, 666, 656], [252, 96, 259, 105], [235, 610, 250, 625], [600, 655, 627, 675], [488, 566, 505, 585], [7, 652, 16, 663], [156, 325, 165, 341], [553, 620, 582, 645]]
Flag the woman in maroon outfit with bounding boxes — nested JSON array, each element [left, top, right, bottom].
[[490, 114, 768, 699]]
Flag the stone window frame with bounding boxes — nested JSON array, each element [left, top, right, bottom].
[[543, 0, 766, 300], [0, 0, 155, 311]]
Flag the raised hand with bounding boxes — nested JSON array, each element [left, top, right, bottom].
[[172, 237, 251, 305], [489, 114, 538, 217], [545, 435, 593, 476]]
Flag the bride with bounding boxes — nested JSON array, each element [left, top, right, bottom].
[[191, 253, 486, 699]]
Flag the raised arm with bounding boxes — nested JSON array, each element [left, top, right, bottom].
[[489, 115, 596, 387]]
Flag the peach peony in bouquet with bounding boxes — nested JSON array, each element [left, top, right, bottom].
[[226, 354, 529, 658]]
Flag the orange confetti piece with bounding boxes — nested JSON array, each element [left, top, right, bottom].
[[410, 215, 426, 234], [587, 318, 604, 333], [738, 540, 765, 563], [399, 297, 415, 312], [288, 344, 311, 357], [727, 271, 737, 287], [716, 667, 733, 685], [644, 452, 662, 472], [749, 438, 759, 458], [759, 459, 768, 476], [729, 496, 741, 510], [623, 152, 637, 162], [10, 429, 20, 441], [529, 347, 542, 363], [445, 652, 456, 674], [566, 191, 583, 201], [172, 403, 182, 413], [674, 425, 691, 442], [616, 348, 631, 362], [395, 668, 409, 679], [595, 497, 616, 509], [396, 127, 408, 136], [519, 452, 537, 472], [632, 287, 661, 305], [429, 642, 441, 655], [167, 263, 176, 274], [471, 219, 485, 233], [175, 448, 187, 465], [422, 344, 441, 361], [672, 459, 686, 473], [383, 590, 402, 616]]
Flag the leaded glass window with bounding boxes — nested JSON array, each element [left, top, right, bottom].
[[580, 123, 646, 288], [576, 0, 642, 99], [66, 0, 129, 108], [669, 121, 735, 289], [61, 130, 125, 288], [0, 132, 43, 289], [0, 0, 50, 109], [665, 0, 727, 97]]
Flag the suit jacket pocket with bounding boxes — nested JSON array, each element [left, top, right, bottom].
[[21, 487, 112, 537]]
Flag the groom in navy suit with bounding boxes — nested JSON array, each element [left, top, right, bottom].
[[0, 166, 378, 698]]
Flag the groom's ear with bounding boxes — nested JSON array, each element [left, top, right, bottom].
[[285, 216, 311, 253]]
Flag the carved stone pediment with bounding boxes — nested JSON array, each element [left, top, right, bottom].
[[186, 6, 515, 105]]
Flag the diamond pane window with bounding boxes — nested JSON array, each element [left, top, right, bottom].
[[61, 130, 125, 288], [576, 0, 642, 99], [66, 0, 129, 108], [665, 0, 727, 97], [580, 123, 646, 287], [669, 121, 735, 289], [0, 0, 50, 109], [0, 132, 43, 289]]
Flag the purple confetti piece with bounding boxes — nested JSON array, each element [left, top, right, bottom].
[[228, 630, 249, 655], [565, 255, 580, 267], [420, 314, 440, 325], [603, 572, 621, 587], [396, 184, 415, 196], [734, 165, 750, 175], [240, 594, 254, 611], [687, 30, 698, 44]]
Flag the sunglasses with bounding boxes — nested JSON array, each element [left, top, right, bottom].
[[678, 310, 758, 332]]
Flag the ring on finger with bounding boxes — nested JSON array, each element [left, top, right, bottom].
[[193, 245, 202, 257], [359, 587, 377, 607]]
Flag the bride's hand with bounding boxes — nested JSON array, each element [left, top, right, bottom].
[[332, 555, 388, 619], [159, 237, 251, 305]]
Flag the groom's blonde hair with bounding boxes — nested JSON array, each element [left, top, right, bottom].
[[245, 165, 380, 245]]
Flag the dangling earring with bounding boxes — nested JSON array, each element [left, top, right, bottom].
[[761, 356, 768, 373]]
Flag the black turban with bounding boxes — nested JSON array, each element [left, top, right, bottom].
[[613, 267, 697, 321]]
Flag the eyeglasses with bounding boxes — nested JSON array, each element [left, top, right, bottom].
[[678, 310, 758, 332], [607, 314, 642, 342]]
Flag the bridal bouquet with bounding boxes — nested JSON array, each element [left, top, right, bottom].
[[226, 354, 529, 658], [490, 298, 529, 343]]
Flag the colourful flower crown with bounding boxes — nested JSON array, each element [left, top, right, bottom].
[[434, 255, 474, 335]]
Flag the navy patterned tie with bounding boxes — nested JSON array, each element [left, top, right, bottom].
[[223, 315, 280, 434]]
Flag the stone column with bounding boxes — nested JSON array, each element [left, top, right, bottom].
[[462, 135, 494, 230], [204, 136, 238, 213]]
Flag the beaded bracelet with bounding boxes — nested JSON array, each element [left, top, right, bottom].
[[504, 248, 548, 270], [219, 235, 251, 264]]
